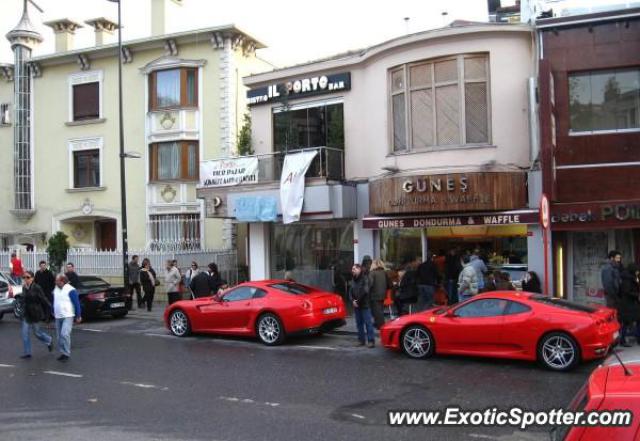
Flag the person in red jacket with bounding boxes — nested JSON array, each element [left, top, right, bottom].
[[10, 252, 24, 285]]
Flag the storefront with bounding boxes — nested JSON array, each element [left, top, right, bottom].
[[363, 171, 543, 281], [551, 201, 640, 304]]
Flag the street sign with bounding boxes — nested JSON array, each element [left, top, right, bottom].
[[540, 193, 550, 230]]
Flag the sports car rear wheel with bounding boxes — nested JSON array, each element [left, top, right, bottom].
[[538, 332, 579, 372], [401, 325, 434, 359], [169, 309, 191, 337], [257, 313, 285, 346]]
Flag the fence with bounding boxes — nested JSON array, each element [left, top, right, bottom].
[[0, 249, 239, 286]]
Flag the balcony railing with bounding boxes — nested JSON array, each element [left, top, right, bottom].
[[253, 146, 345, 184]]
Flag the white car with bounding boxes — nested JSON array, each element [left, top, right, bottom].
[[0, 271, 22, 320]]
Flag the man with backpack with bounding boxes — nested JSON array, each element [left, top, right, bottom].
[[458, 254, 479, 302]]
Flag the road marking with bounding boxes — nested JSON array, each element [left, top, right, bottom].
[[0, 363, 16, 368], [351, 413, 366, 420], [469, 434, 499, 440], [80, 328, 104, 333], [144, 333, 174, 338], [120, 381, 169, 391], [219, 396, 280, 407], [44, 370, 83, 378], [295, 345, 340, 351]]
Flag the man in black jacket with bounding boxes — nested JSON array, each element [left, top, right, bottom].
[[190, 263, 224, 298], [350, 264, 375, 348], [35, 260, 56, 306], [417, 254, 440, 311], [65, 263, 80, 288]]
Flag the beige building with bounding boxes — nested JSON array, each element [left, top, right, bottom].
[[199, 21, 546, 295], [0, 0, 271, 252]]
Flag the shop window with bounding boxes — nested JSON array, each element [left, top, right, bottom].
[[569, 67, 640, 133], [149, 141, 198, 182], [73, 149, 100, 188], [149, 213, 201, 250], [390, 54, 490, 151], [273, 103, 344, 150], [149, 68, 198, 110]]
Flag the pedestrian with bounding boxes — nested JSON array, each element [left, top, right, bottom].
[[395, 262, 419, 316], [458, 254, 479, 302], [361, 255, 372, 275], [284, 270, 295, 281], [139, 258, 157, 312], [128, 255, 143, 309], [10, 252, 24, 285], [34, 260, 56, 307], [65, 263, 80, 288], [470, 249, 488, 292], [185, 262, 199, 288], [495, 272, 514, 291], [522, 271, 542, 293], [350, 263, 375, 348], [190, 264, 215, 298], [445, 249, 462, 304], [52, 274, 82, 362], [18, 271, 53, 359], [601, 250, 622, 309], [165, 260, 182, 305], [207, 262, 224, 294], [618, 263, 640, 347], [416, 253, 440, 311], [369, 259, 390, 329]]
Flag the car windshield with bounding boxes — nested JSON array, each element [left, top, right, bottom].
[[79, 278, 109, 289], [0, 272, 18, 285], [531, 296, 598, 313], [269, 282, 314, 295]]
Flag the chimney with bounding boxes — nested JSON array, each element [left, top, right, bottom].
[[85, 18, 119, 46], [151, 0, 183, 36], [43, 19, 83, 52]]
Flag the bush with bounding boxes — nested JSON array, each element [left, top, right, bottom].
[[46, 232, 70, 273]]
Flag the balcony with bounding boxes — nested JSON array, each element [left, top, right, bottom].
[[251, 146, 345, 184]]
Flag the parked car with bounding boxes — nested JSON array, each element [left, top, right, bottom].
[[74, 276, 130, 319], [551, 348, 640, 440], [165, 280, 346, 345], [0, 271, 22, 319], [380, 291, 619, 371]]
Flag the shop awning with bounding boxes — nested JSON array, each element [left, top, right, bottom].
[[362, 209, 539, 230]]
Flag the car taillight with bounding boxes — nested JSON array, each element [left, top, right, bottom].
[[87, 292, 106, 301]]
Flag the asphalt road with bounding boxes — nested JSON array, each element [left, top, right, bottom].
[[0, 311, 598, 441]]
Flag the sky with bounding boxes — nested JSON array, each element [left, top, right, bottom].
[[0, 0, 489, 67]]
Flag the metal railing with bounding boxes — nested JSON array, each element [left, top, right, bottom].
[[0, 249, 239, 286], [251, 146, 345, 183]]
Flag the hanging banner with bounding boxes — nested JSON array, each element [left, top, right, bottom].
[[280, 151, 318, 224], [199, 157, 259, 187]]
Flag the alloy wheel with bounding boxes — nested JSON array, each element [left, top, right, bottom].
[[258, 316, 281, 344], [170, 310, 189, 336], [542, 335, 576, 370], [403, 327, 431, 358]]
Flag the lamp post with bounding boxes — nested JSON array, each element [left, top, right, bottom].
[[107, 0, 129, 292]]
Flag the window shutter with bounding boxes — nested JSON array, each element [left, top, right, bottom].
[[73, 82, 100, 121]]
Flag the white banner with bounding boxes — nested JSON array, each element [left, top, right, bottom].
[[280, 151, 318, 224], [199, 157, 259, 187]]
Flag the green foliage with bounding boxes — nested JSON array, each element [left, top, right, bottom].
[[236, 113, 254, 156], [46, 231, 70, 273]]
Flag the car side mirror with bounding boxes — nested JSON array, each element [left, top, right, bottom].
[[445, 308, 456, 318]]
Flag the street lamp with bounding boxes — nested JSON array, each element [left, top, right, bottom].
[[107, 0, 129, 293]]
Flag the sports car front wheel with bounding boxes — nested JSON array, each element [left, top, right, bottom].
[[256, 313, 285, 346], [169, 309, 191, 337], [538, 332, 579, 372], [401, 325, 435, 359]]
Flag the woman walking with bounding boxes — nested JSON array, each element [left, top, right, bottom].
[[19, 271, 53, 359], [140, 258, 157, 312]]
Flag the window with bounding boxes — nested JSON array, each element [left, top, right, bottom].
[[454, 298, 507, 318], [390, 54, 490, 151], [222, 286, 262, 302], [149, 68, 198, 110], [73, 149, 100, 188], [273, 103, 344, 150], [0, 103, 9, 125], [569, 67, 640, 133], [149, 213, 201, 250], [504, 301, 531, 315], [149, 141, 198, 182], [73, 82, 99, 121]]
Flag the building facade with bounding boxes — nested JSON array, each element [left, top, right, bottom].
[[537, 8, 640, 304], [199, 22, 545, 298], [0, 0, 271, 253]]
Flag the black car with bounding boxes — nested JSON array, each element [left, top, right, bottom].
[[74, 276, 131, 319]]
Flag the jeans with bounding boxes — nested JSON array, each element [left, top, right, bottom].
[[417, 285, 435, 311], [446, 279, 459, 304], [354, 308, 375, 343], [142, 285, 155, 311], [13, 276, 22, 286], [55, 317, 74, 356], [21, 320, 52, 356]]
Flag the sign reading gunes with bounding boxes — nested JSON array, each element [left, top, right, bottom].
[[247, 72, 351, 106]]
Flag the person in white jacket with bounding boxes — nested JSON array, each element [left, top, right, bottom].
[[52, 274, 82, 362], [165, 260, 182, 305]]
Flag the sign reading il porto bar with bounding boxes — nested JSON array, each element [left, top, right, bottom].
[[247, 72, 351, 106], [362, 210, 539, 230], [369, 172, 527, 215]]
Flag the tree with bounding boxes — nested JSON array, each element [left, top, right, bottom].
[[46, 231, 70, 273], [236, 113, 254, 156]]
